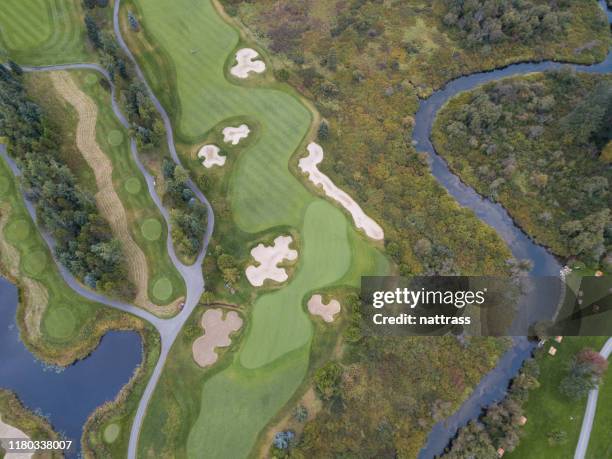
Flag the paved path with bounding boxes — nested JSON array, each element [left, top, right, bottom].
[[574, 337, 612, 459]]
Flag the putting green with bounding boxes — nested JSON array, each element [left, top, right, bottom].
[[22, 250, 48, 277], [107, 130, 124, 147], [103, 423, 120, 444], [124, 177, 142, 194], [152, 277, 173, 302], [5, 218, 31, 242], [43, 306, 76, 340], [141, 218, 162, 241], [0, 0, 89, 65], [0, 176, 10, 197]]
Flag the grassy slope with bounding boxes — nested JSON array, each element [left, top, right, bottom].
[[0, 0, 89, 65], [506, 336, 608, 459], [129, 0, 389, 457]]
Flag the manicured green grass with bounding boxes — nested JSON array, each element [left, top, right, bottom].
[[0, 0, 89, 65], [507, 336, 608, 459], [67, 70, 186, 305], [132, 0, 313, 232], [152, 277, 173, 302], [0, 155, 132, 364], [130, 1, 389, 457], [103, 423, 120, 444]]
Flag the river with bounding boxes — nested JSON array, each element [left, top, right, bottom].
[[0, 277, 141, 458], [415, 1, 611, 457]]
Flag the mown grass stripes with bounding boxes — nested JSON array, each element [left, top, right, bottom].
[[0, 0, 88, 65]]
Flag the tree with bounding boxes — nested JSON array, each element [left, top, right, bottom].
[[314, 362, 342, 400], [84, 15, 101, 48], [317, 120, 329, 140], [83, 0, 96, 9], [7, 60, 22, 76]]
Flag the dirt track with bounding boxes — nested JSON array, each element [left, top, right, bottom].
[[50, 72, 177, 315]]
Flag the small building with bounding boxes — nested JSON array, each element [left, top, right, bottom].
[[497, 447, 505, 457], [518, 416, 527, 426], [595, 270, 604, 277], [549, 346, 557, 356], [554, 336, 563, 343]]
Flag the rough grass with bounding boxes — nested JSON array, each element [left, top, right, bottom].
[[0, 0, 89, 65], [131, 0, 390, 457], [506, 336, 608, 459]]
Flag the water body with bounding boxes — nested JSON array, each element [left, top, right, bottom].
[[0, 277, 142, 458], [416, 2, 611, 457]]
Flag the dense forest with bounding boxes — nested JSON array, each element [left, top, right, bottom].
[[82, 1, 165, 148], [433, 71, 612, 267], [162, 158, 208, 260], [0, 65, 133, 298], [442, 0, 579, 47]]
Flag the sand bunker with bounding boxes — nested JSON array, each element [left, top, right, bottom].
[[222, 124, 250, 145], [0, 415, 32, 459], [197, 144, 225, 168], [299, 143, 384, 241], [307, 294, 341, 322], [230, 48, 266, 79], [192, 309, 243, 367], [245, 235, 298, 287]]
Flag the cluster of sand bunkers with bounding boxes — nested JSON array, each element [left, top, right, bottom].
[[245, 235, 297, 287], [192, 309, 243, 368], [197, 124, 251, 169], [230, 48, 266, 79], [300, 142, 384, 241]]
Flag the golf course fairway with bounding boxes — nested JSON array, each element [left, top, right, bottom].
[[130, 0, 389, 456], [0, 0, 88, 65]]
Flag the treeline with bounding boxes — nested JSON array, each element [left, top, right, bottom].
[[0, 66, 133, 299], [82, 3, 164, 148], [433, 70, 612, 267], [162, 159, 207, 260], [442, 358, 540, 458], [442, 0, 575, 47]]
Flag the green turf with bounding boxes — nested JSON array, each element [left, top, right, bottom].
[[507, 336, 608, 459], [0, 0, 89, 65], [43, 306, 77, 339], [132, 1, 389, 456], [0, 176, 10, 196], [124, 177, 142, 194], [152, 277, 173, 302], [5, 218, 31, 242], [141, 218, 162, 241], [22, 250, 48, 277], [133, 0, 313, 232], [107, 130, 124, 147], [84, 73, 98, 86], [68, 70, 185, 307], [586, 365, 612, 458], [103, 423, 121, 444]]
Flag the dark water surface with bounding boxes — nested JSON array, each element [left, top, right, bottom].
[[416, 1, 611, 456], [0, 278, 142, 458]]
